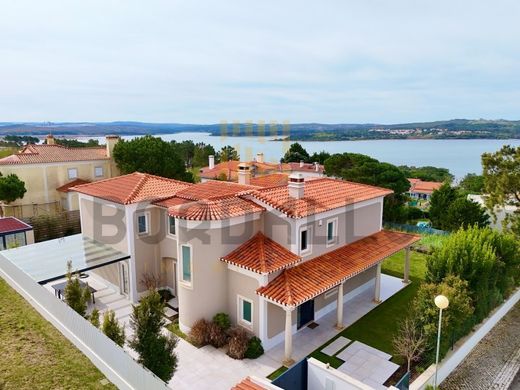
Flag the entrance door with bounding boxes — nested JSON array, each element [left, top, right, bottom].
[[297, 299, 314, 329], [120, 262, 129, 296]]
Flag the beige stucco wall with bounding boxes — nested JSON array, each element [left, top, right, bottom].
[[177, 216, 262, 329], [25, 229, 35, 245], [227, 268, 260, 335], [0, 159, 118, 216]]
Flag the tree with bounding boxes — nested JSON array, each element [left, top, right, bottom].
[[281, 142, 310, 163], [192, 143, 216, 167], [129, 290, 178, 381], [309, 151, 331, 165], [443, 197, 489, 230], [90, 308, 100, 328], [102, 310, 125, 347], [429, 183, 458, 229], [482, 145, 520, 235], [392, 316, 426, 372], [63, 261, 91, 318], [399, 165, 453, 183], [55, 138, 100, 148], [217, 145, 239, 162], [324, 153, 411, 222], [0, 173, 26, 216], [459, 173, 485, 194], [113, 135, 193, 182]]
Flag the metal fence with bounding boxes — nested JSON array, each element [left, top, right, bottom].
[[0, 255, 168, 390], [384, 222, 448, 236], [2, 201, 62, 219]]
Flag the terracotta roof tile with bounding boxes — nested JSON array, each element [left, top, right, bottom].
[[199, 160, 324, 179], [221, 232, 301, 274], [0, 144, 108, 165], [72, 172, 192, 204], [56, 178, 91, 193], [256, 230, 420, 307], [231, 377, 267, 390], [175, 180, 256, 201], [249, 178, 393, 218], [250, 173, 289, 188], [408, 178, 443, 194], [168, 196, 264, 221]]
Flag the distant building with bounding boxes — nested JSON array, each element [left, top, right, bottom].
[[0, 135, 120, 217], [199, 152, 325, 183], [407, 178, 443, 200], [468, 194, 517, 231], [0, 217, 34, 249]]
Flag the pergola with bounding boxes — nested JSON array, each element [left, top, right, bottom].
[[256, 230, 420, 365]]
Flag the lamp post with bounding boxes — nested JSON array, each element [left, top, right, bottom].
[[434, 294, 449, 389]]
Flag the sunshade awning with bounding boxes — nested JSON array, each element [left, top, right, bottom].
[[0, 234, 130, 284]]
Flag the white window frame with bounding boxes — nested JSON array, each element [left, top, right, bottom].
[[166, 214, 176, 237], [94, 166, 104, 177], [324, 287, 339, 299], [237, 295, 253, 329], [326, 217, 338, 247], [68, 168, 78, 179], [179, 244, 193, 288], [299, 225, 312, 255], [136, 212, 150, 235]]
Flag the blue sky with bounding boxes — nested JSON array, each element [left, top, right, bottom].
[[1, 0, 519, 123]]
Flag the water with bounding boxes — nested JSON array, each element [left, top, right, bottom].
[[78, 133, 520, 179]]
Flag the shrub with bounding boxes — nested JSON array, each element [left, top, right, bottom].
[[188, 319, 209, 347], [228, 327, 249, 359], [208, 321, 228, 348], [245, 336, 264, 359], [89, 308, 100, 328], [102, 310, 126, 347], [212, 312, 231, 330]]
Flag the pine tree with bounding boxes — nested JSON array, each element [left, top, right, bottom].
[[63, 261, 91, 317], [90, 308, 100, 328], [102, 310, 125, 347]]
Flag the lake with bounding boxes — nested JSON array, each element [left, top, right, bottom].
[[78, 133, 520, 180]]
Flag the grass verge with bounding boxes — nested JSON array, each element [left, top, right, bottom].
[[166, 318, 188, 341], [266, 366, 288, 381], [0, 277, 115, 389]]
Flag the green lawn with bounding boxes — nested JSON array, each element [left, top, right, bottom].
[[309, 249, 428, 368], [0, 278, 115, 389]]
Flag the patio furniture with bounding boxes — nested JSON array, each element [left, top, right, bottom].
[[52, 280, 97, 304]]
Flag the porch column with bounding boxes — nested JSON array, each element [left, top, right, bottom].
[[403, 246, 411, 284], [374, 263, 381, 303], [283, 308, 294, 366], [336, 283, 344, 330]]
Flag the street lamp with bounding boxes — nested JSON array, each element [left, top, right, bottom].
[[433, 294, 449, 389]]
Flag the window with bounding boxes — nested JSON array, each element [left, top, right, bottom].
[[68, 168, 78, 179], [326, 218, 337, 245], [238, 296, 253, 326], [300, 226, 312, 254], [168, 215, 176, 236], [94, 166, 104, 177], [137, 213, 149, 235], [181, 245, 192, 284], [4, 232, 26, 249]]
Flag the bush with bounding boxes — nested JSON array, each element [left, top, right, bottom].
[[89, 308, 100, 328], [212, 312, 231, 330], [102, 310, 126, 347], [227, 327, 249, 359], [245, 336, 264, 359], [188, 319, 210, 347], [208, 321, 228, 348]]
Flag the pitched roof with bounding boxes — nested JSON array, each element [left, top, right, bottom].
[[249, 178, 393, 218], [0, 217, 32, 234], [175, 180, 256, 201], [256, 230, 420, 307], [231, 377, 267, 390], [221, 232, 301, 274], [72, 172, 192, 204], [0, 144, 108, 165], [167, 196, 264, 221], [56, 178, 91, 193], [287, 161, 324, 174], [250, 173, 289, 188], [408, 178, 443, 194]]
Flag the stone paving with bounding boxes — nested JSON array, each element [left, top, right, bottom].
[[442, 302, 520, 390]]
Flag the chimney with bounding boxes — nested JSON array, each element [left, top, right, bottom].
[[288, 173, 305, 199], [256, 152, 264, 164], [299, 160, 304, 168], [208, 155, 215, 170], [46, 134, 55, 145], [238, 162, 251, 185], [105, 135, 120, 158], [314, 162, 319, 172]]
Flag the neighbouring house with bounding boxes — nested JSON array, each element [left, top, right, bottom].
[[407, 178, 443, 200], [71, 165, 418, 365], [199, 153, 325, 183], [468, 194, 518, 231], [0, 217, 34, 250], [0, 134, 120, 217]]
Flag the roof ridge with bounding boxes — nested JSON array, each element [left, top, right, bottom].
[[283, 271, 294, 306], [125, 174, 149, 204], [257, 233, 267, 273]]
